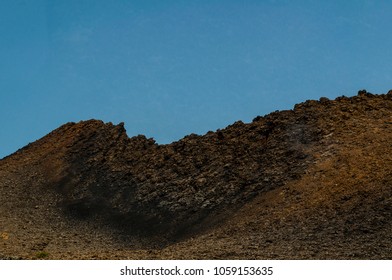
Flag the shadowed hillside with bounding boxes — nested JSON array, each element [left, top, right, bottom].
[[1, 90, 392, 259]]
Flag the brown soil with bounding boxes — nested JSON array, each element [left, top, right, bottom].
[[1, 90, 391, 259]]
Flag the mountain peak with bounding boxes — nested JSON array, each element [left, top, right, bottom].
[[1, 91, 392, 259]]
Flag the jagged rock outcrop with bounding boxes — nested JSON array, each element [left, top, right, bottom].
[[1, 91, 392, 259]]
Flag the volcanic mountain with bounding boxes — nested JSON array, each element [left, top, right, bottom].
[[1, 91, 391, 259]]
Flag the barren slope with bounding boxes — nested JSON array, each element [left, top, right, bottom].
[[1, 91, 391, 259]]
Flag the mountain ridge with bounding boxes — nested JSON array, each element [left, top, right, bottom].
[[1, 90, 392, 259]]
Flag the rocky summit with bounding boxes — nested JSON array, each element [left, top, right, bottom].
[[1, 91, 392, 259]]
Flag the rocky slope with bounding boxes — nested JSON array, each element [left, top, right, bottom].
[[1, 90, 391, 259]]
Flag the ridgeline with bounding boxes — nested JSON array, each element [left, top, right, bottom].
[[1, 90, 392, 259]]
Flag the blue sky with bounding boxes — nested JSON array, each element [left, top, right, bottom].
[[1, 0, 392, 158]]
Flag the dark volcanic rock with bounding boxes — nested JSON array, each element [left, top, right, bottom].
[[5, 110, 319, 240]]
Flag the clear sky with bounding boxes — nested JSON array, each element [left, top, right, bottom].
[[1, 0, 392, 158]]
